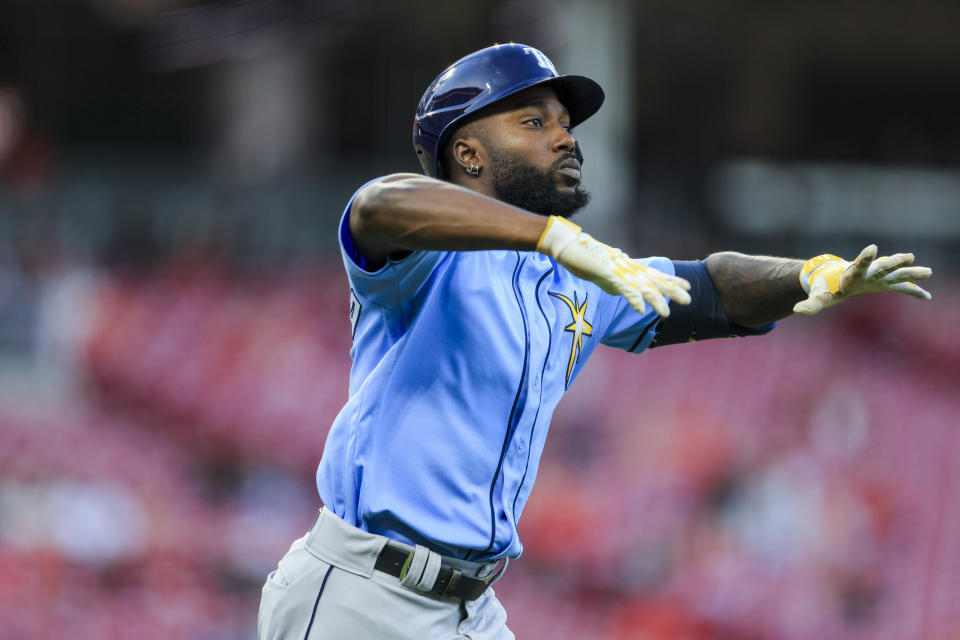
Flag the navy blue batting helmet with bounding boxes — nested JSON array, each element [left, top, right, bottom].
[[413, 43, 605, 178]]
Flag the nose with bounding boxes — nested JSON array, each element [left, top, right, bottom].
[[552, 124, 576, 156]]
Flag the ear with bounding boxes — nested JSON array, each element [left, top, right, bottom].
[[449, 136, 486, 176]]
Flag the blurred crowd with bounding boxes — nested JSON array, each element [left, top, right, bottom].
[[2, 2, 960, 638], [1, 257, 957, 640]]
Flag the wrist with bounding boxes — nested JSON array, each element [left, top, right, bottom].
[[799, 253, 844, 294], [536, 215, 583, 258]]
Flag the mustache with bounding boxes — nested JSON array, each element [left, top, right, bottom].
[[551, 153, 579, 170]]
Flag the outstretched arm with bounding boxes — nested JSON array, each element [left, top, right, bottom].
[[705, 253, 805, 327], [350, 173, 691, 317], [706, 246, 933, 328]]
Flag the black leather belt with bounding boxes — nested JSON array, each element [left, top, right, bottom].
[[374, 542, 491, 601]]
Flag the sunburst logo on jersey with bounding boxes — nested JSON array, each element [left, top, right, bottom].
[[549, 291, 593, 388]]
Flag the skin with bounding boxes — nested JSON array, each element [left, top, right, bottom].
[[349, 85, 806, 327]]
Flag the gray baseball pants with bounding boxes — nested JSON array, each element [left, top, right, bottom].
[[258, 507, 514, 639]]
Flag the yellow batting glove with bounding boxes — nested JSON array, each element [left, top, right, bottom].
[[536, 216, 691, 318], [793, 244, 933, 316]]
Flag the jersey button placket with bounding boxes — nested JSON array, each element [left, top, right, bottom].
[[516, 435, 526, 452]]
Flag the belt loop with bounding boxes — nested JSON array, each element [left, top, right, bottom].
[[485, 556, 509, 586], [398, 545, 442, 593], [309, 507, 323, 532]]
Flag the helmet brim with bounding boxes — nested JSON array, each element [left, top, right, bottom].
[[542, 74, 605, 129]]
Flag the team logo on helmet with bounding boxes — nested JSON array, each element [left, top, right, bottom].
[[521, 46, 558, 74]]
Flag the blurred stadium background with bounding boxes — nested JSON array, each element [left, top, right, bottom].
[[1, 1, 959, 638]]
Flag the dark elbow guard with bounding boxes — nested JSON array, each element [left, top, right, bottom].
[[650, 260, 774, 348]]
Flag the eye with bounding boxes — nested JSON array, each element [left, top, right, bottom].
[[525, 117, 544, 128]]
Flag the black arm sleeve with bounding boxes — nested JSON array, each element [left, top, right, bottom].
[[649, 260, 775, 348]]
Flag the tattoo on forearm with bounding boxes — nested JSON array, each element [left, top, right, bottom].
[[706, 252, 805, 326]]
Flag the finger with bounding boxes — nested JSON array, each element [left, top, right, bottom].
[[621, 289, 648, 316], [793, 299, 823, 316], [866, 253, 914, 279], [651, 274, 691, 291], [626, 272, 690, 305], [889, 281, 932, 300], [635, 264, 692, 291], [793, 291, 833, 316], [654, 273, 691, 291], [880, 266, 932, 284], [639, 271, 692, 304], [662, 286, 692, 306], [644, 271, 688, 292], [640, 282, 671, 318], [849, 244, 878, 276]]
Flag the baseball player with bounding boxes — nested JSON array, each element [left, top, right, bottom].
[[257, 44, 932, 640]]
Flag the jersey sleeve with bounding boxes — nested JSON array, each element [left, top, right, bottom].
[[339, 178, 448, 309], [598, 256, 674, 353]]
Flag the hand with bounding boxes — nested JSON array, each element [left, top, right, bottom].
[[793, 244, 933, 316], [536, 216, 691, 317]]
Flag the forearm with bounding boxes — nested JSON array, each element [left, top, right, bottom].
[[349, 174, 690, 318], [705, 252, 805, 326], [350, 174, 548, 260]]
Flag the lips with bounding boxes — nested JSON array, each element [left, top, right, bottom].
[[556, 159, 581, 182]]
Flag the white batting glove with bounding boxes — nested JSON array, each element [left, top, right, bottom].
[[536, 216, 691, 318], [793, 244, 933, 316]]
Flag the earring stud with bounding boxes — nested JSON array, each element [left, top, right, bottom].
[[467, 164, 481, 176]]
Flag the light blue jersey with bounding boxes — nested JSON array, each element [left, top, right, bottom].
[[316, 184, 672, 562]]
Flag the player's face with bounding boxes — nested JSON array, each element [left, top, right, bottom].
[[481, 86, 590, 218]]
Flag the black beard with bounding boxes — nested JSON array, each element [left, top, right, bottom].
[[488, 148, 591, 218]]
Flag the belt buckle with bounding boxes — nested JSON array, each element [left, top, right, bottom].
[[438, 567, 463, 598]]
